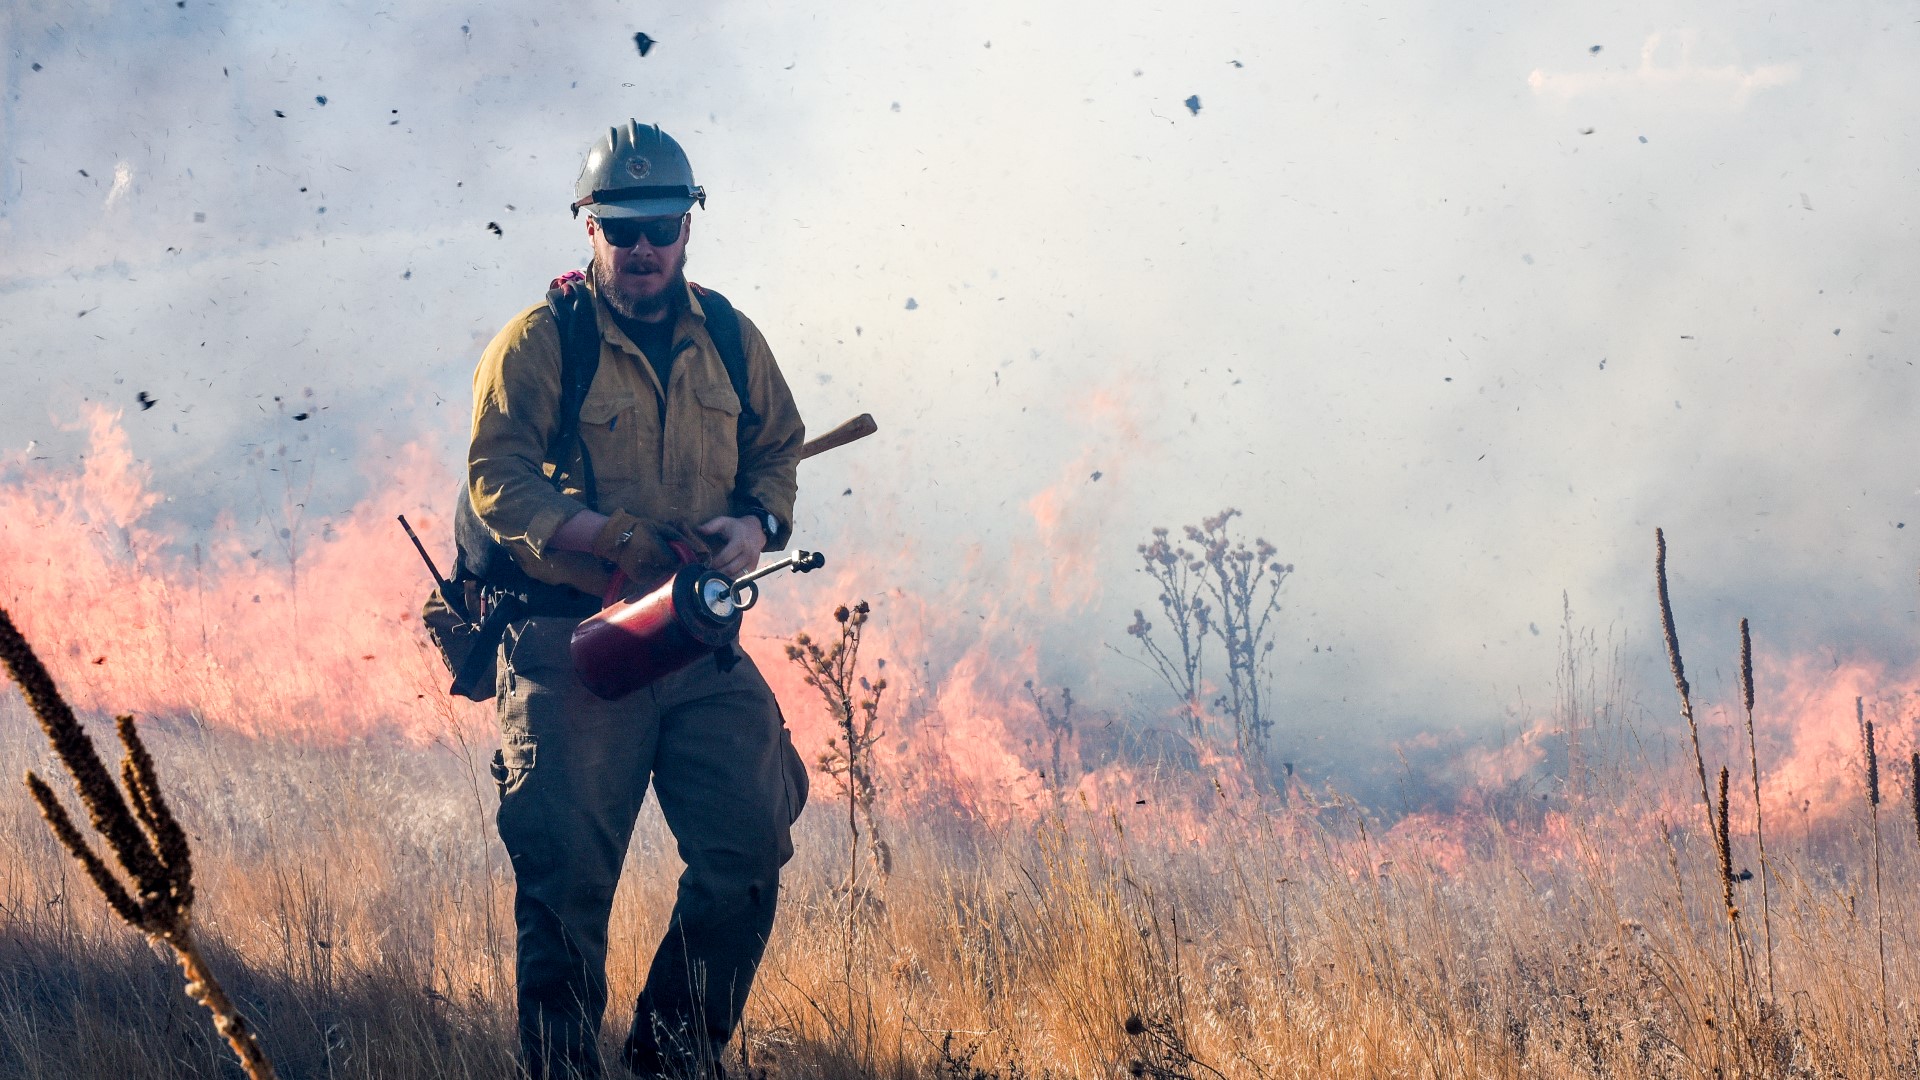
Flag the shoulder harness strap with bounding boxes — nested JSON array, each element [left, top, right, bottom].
[[690, 284, 762, 429], [545, 285, 603, 509]]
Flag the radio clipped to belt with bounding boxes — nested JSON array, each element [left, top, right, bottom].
[[570, 549, 825, 700]]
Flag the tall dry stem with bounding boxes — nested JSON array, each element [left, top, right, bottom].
[[1653, 528, 1717, 843], [1128, 528, 1211, 733], [1715, 766, 1735, 921], [1860, 703, 1889, 1030], [787, 599, 889, 1002], [0, 605, 276, 1080], [1910, 751, 1920, 847], [1739, 618, 1775, 998]]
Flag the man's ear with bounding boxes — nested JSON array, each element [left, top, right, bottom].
[[584, 216, 598, 241]]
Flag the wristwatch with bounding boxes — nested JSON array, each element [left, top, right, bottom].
[[754, 509, 780, 540]]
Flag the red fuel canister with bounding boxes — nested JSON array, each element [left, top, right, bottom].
[[569, 564, 742, 700]]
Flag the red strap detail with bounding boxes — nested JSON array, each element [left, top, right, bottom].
[[550, 268, 587, 294], [668, 539, 700, 566]]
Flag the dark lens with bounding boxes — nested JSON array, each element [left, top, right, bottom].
[[597, 215, 682, 248], [597, 217, 642, 247], [639, 216, 684, 246]]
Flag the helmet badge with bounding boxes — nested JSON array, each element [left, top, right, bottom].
[[626, 157, 652, 180]]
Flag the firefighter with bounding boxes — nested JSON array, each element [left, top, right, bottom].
[[467, 120, 809, 1079]]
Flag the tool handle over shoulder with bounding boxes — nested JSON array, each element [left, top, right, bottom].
[[799, 413, 876, 460]]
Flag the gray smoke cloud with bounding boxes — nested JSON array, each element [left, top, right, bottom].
[[3, 0, 1915, 778]]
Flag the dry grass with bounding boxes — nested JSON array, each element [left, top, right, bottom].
[[1, 686, 1917, 1080]]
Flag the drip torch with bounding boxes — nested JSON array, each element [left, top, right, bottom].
[[569, 412, 875, 699], [569, 549, 825, 700]]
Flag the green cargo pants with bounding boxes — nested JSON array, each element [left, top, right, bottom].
[[491, 616, 808, 1080]]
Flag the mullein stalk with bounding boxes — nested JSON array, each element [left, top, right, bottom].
[[1654, 530, 1718, 844], [1861, 704, 1889, 1032], [0, 606, 276, 1080], [1739, 619, 1775, 999]]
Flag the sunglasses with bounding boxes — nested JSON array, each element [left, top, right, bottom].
[[595, 214, 686, 248]]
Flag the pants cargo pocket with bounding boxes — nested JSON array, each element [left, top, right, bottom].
[[492, 735, 537, 798]]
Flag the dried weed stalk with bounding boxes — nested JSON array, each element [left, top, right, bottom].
[[1652, 530, 1752, 1048], [1130, 510, 1292, 776], [1026, 681, 1076, 791], [787, 601, 890, 890], [0, 605, 276, 1080], [1910, 751, 1919, 846], [1715, 766, 1736, 920], [1128, 528, 1211, 733], [1859, 701, 1889, 1028], [1739, 618, 1775, 998], [1653, 528, 1718, 844]]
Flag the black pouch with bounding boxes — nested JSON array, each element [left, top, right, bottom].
[[421, 580, 513, 702]]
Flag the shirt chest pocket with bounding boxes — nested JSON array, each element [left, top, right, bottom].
[[576, 393, 651, 486], [693, 382, 742, 484]]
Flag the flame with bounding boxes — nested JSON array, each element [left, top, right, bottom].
[[1746, 652, 1918, 825], [0, 406, 468, 740], [5, 407, 1911, 851]]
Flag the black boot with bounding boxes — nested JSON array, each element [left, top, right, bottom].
[[621, 994, 724, 1079]]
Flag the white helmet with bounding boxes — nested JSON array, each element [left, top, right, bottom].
[[570, 121, 705, 219]]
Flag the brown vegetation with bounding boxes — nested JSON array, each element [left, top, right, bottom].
[[1, 539, 1918, 1077], [0, 606, 274, 1079]]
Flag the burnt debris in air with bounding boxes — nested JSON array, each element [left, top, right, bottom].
[[634, 32, 657, 56], [136, 392, 157, 411], [1185, 94, 1202, 115], [487, 222, 503, 236]]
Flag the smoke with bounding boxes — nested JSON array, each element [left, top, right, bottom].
[[3, 0, 1918, 800]]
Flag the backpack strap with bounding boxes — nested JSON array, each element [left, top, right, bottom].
[[691, 285, 762, 429], [545, 285, 603, 508]]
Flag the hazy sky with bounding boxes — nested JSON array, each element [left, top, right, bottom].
[[3, 0, 1916, 767]]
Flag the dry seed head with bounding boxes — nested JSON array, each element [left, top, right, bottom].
[[1910, 752, 1919, 844], [1864, 718, 1881, 807], [1716, 766, 1736, 915], [1653, 528, 1689, 702], [1739, 618, 1754, 714], [0, 608, 169, 903], [24, 771, 142, 924]]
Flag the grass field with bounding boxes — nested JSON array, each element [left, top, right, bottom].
[[2, 668, 1916, 1080]]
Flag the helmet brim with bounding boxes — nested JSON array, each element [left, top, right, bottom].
[[586, 196, 697, 220]]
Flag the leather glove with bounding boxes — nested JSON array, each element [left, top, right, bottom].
[[591, 512, 678, 581]]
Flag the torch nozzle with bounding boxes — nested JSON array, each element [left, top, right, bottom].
[[725, 549, 826, 611], [732, 549, 825, 589]]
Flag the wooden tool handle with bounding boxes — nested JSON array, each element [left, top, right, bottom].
[[799, 413, 877, 460]]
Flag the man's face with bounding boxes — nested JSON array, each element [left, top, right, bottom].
[[587, 213, 690, 321]]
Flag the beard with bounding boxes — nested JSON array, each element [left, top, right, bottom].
[[591, 248, 688, 322]]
